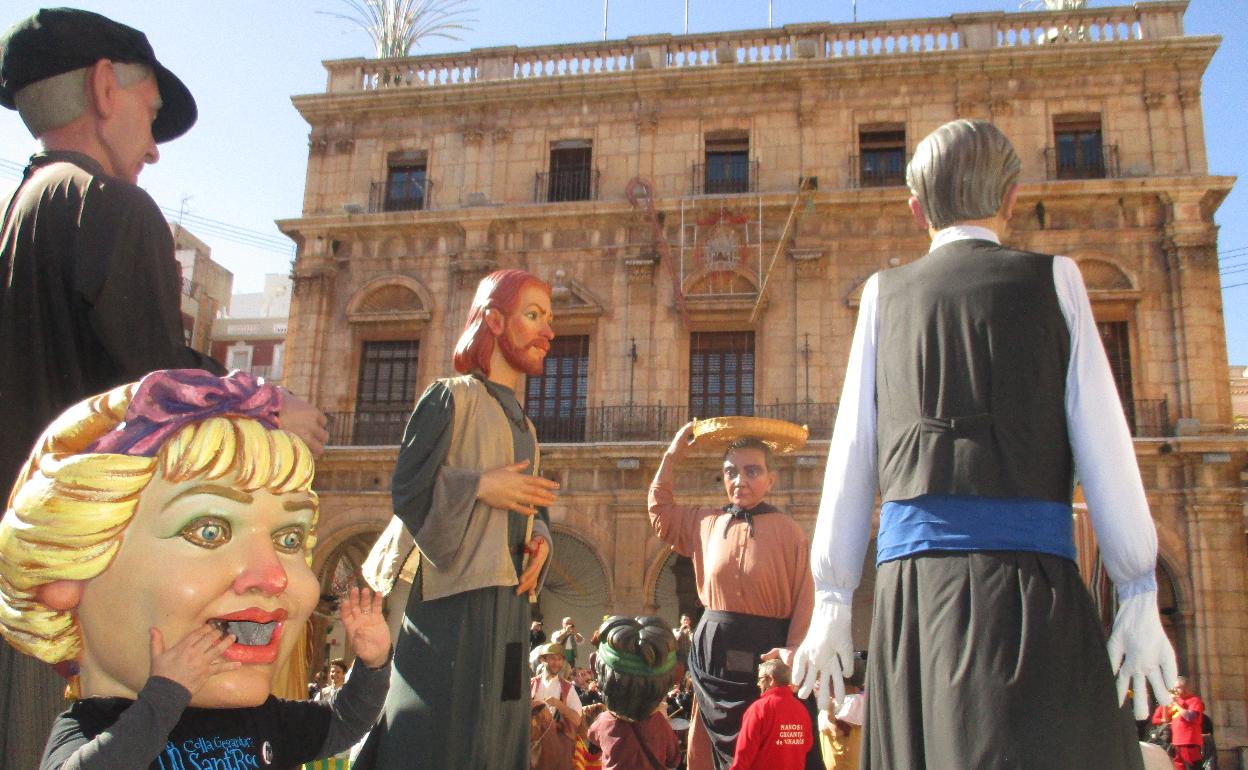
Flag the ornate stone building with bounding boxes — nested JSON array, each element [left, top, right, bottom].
[[279, 1, 1246, 756]]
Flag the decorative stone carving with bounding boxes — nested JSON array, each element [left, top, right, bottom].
[[1143, 92, 1167, 110], [788, 248, 826, 278], [625, 255, 659, 284], [461, 126, 486, 144]]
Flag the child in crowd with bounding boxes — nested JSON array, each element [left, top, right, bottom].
[[588, 615, 682, 770]]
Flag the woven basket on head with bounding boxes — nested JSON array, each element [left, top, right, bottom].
[[689, 416, 809, 455]]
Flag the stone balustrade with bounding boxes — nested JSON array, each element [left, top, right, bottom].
[[322, 1, 1188, 93]]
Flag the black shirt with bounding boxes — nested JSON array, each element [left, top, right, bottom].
[[0, 151, 224, 500]]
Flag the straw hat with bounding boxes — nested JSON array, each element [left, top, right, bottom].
[[690, 416, 808, 455]]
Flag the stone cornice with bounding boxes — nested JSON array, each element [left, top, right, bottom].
[[276, 175, 1235, 238], [290, 37, 1219, 126]]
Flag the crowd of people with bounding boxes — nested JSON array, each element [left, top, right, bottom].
[[0, 6, 1199, 770]]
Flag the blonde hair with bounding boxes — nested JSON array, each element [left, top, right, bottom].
[[0, 381, 317, 666]]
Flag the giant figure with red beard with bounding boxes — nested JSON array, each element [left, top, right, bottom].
[[355, 269, 562, 770]]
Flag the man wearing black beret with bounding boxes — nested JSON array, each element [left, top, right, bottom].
[[0, 9, 327, 768]]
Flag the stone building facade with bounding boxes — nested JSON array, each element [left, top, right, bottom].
[[279, 1, 1247, 756], [171, 224, 233, 356]]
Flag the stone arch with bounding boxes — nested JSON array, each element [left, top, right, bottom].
[[1074, 256, 1136, 292], [682, 265, 759, 298], [649, 550, 699, 632], [538, 527, 614, 651], [345, 275, 434, 323], [846, 275, 872, 307]]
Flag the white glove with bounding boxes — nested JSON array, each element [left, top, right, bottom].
[[791, 598, 854, 710], [817, 709, 835, 736], [1106, 591, 1178, 720]]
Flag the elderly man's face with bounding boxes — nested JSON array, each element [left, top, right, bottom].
[[98, 68, 161, 184], [73, 469, 319, 707]]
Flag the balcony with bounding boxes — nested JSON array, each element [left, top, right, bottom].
[[850, 153, 908, 188], [322, 3, 1180, 93], [692, 160, 759, 196], [1044, 144, 1119, 180], [325, 402, 837, 447], [326, 409, 409, 446], [534, 168, 600, 203], [1126, 398, 1169, 438], [369, 178, 434, 212]]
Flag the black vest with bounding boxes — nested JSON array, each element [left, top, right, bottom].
[[875, 239, 1073, 504]]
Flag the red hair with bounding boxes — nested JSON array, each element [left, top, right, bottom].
[[452, 269, 551, 375]]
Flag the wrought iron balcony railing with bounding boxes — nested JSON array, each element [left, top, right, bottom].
[[326, 399, 1164, 447], [1044, 143, 1119, 180], [691, 160, 759, 196], [1126, 398, 1168, 438], [849, 153, 908, 188], [534, 168, 600, 203], [369, 178, 434, 212], [326, 409, 409, 446]]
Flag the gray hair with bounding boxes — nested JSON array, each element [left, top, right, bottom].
[[905, 119, 1020, 231], [759, 658, 791, 686], [14, 61, 152, 137]]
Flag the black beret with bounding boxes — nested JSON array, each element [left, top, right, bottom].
[[0, 7, 196, 142]]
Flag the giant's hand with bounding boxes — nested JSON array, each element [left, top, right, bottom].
[[276, 389, 329, 457], [338, 586, 391, 669], [792, 599, 854, 710], [477, 460, 560, 516], [516, 536, 549, 596], [664, 422, 697, 463], [1106, 591, 1178, 720]]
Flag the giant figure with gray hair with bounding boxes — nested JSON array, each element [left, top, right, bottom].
[[0, 10, 328, 767], [791, 119, 1176, 769]]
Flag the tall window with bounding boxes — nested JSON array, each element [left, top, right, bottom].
[[1097, 321, 1136, 430], [354, 340, 420, 444], [1053, 115, 1106, 179], [525, 335, 590, 442], [546, 140, 594, 202], [858, 126, 906, 187], [689, 332, 754, 417], [702, 132, 752, 194], [380, 151, 428, 211]]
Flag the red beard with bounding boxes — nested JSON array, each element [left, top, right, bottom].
[[498, 333, 549, 377]]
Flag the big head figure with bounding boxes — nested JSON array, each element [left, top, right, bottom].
[[0, 369, 320, 708], [452, 268, 554, 384]]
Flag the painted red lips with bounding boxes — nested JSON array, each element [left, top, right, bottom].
[[210, 608, 288, 665]]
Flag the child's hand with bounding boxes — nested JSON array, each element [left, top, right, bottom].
[[339, 586, 391, 668], [148, 625, 240, 695]]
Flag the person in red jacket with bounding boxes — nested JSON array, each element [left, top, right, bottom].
[[730, 660, 812, 770], [1151, 676, 1204, 770]]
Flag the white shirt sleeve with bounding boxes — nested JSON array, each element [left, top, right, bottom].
[[811, 273, 880, 606], [1053, 256, 1158, 599]]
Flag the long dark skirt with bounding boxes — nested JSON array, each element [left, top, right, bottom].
[[354, 580, 531, 770], [688, 610, 790, 770], [863, 551, 1145, 770]]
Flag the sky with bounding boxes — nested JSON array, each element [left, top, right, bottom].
[[1, 0, 1244, 363]]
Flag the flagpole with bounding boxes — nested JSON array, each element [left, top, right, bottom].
[[684, 0, 689, 34], [768, 0, 773, 28], [603, 0, 609, 40]]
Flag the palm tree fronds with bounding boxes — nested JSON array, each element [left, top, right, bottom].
[[323, 0, 477, 59]]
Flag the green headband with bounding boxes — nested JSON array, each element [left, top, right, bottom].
[[597, 643, 677, 678]]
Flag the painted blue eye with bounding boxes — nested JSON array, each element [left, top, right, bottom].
[[274, 527, 307, 554], [182, 518, 230, 549]]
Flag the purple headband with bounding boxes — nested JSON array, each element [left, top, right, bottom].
[[87, 369, 282, 457]]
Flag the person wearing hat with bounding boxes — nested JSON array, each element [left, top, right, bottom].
[[649, 423, 816, 770], [790, 119, 1175, 769], [531, 641, 583, 770], [0, 9, 328, 768]]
